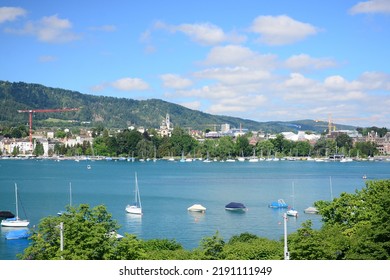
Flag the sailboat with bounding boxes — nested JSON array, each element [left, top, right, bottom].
[[286, 182, 298, 217], [57, 183, 72, 216], [125, 172, 142, 215], [1, 184, 30, 227], [248, 149, 259, 162]]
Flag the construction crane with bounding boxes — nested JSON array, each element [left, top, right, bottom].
[[18, 108, 80, 149], [315, 113, 372, 135]]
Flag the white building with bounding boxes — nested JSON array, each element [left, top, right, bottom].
[[281, 131, 321, 143]]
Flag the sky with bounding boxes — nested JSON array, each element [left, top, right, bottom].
[[1, 0, 390, 128]]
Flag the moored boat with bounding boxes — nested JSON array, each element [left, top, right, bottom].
[[225, 202, 247, 212], [125, 172, 142, 215], [0, 211, 15, 219], [304, 206, 319, 214], [187, 204, 206, 212], [1, 184, 30, 227], [268, 199, 288, 208], [5, 229, 31, 240]]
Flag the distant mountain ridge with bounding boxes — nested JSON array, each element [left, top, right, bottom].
[[0, 80, 356, 133]]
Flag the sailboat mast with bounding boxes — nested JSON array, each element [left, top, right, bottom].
[[135, 173, 142, 208], [134, 172, 138, 203], [69, 182, 72, 207], [292, 181, 295, 209], [329, 176, 333, 201], [15, 183, 19, 219]]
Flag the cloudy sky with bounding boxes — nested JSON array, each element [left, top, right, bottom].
[[1, 0, 390, 127]]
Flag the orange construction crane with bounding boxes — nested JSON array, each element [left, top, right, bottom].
[[18, 108, 80, 149]]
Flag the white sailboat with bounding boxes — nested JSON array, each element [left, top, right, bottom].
[[57, 183, 72, 216], [125, 172, 142, 215], [248, 149, 259, 162], [286, 182, 298, 217], [1, 183, 30, 227]]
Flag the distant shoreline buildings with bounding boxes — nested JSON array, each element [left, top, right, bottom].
[[1, 114, 389, 156]]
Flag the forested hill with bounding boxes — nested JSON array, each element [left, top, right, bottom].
[[0, 80, 355, 133]]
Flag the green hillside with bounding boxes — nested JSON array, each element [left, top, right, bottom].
[[0, 80, 355, 133]]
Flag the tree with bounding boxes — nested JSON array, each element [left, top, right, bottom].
[[223, 233, 283, 260], [199, 231, 225, 259], [314, 180, 390, 259], [335, 134, 353, 152], [294, 141, 311, 157], [235, 135, 251, 156], [20, 204, 120, 260], [288, 221, 349, 260], [256, 140, 274, 157], [11, 146, 20, 156], [216, 136, 235, 159], [33, 141, 45, 156], [170, 127, 197, 156], [354, 141, 378, 157]]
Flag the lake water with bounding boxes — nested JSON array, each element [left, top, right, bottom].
[[1, 158, 390, 260]]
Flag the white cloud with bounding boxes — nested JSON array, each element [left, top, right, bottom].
[[160, 74, 193, 89], [92, 77, 150, 92], [154, 21, 246, 46], [0, 7, 26, 23], [285, 54, 338, 71], [250, 15, 319, 45], [5, 14, 80, 43], [349, 0, 390, 14], [358, 71, 390, 90], [203, 45, 278, 69], [208, 94, 267, 114], [194, 67, 271, 85], [111, 77, 150, 91], [176, 22, 227, 45], [284, 73, 317, 88]]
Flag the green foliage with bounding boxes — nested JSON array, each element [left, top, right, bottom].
[[0, 81, 360, 133], [20, 204, 119, 260], [33, 141, 45, 156], [224, 233, 283, 260], [288, 221, 349, 260], [335, 134, 353, 151], [301, 180, 390, 259], [235, 135, 251, 156], [199, 231, 225, 259]]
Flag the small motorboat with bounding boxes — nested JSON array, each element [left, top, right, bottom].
[[225, 202, 247, 212], [0, 211, 15, 219], [268, 199, 288, 208], [304, 206, 319, 214], [187, 204, 206, 213], [5, 229, 31, 240]]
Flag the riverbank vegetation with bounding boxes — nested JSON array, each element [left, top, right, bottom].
[[19, 126, 380, 159], [20, 179, 390, 260]]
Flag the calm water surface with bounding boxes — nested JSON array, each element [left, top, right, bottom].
[[1, 158, 389, 259]]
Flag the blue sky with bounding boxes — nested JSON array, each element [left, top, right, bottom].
[[1, 0, 390, 128]]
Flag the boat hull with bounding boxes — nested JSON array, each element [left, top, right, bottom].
[[5, 229, 31, 239], [187, 204, 206, 212], [225, 202, 247, 212], [286, 209, 298, 217], [125, 205, 142, 215], [225, 207, 247, 212], [1, 219, 30, 227]]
